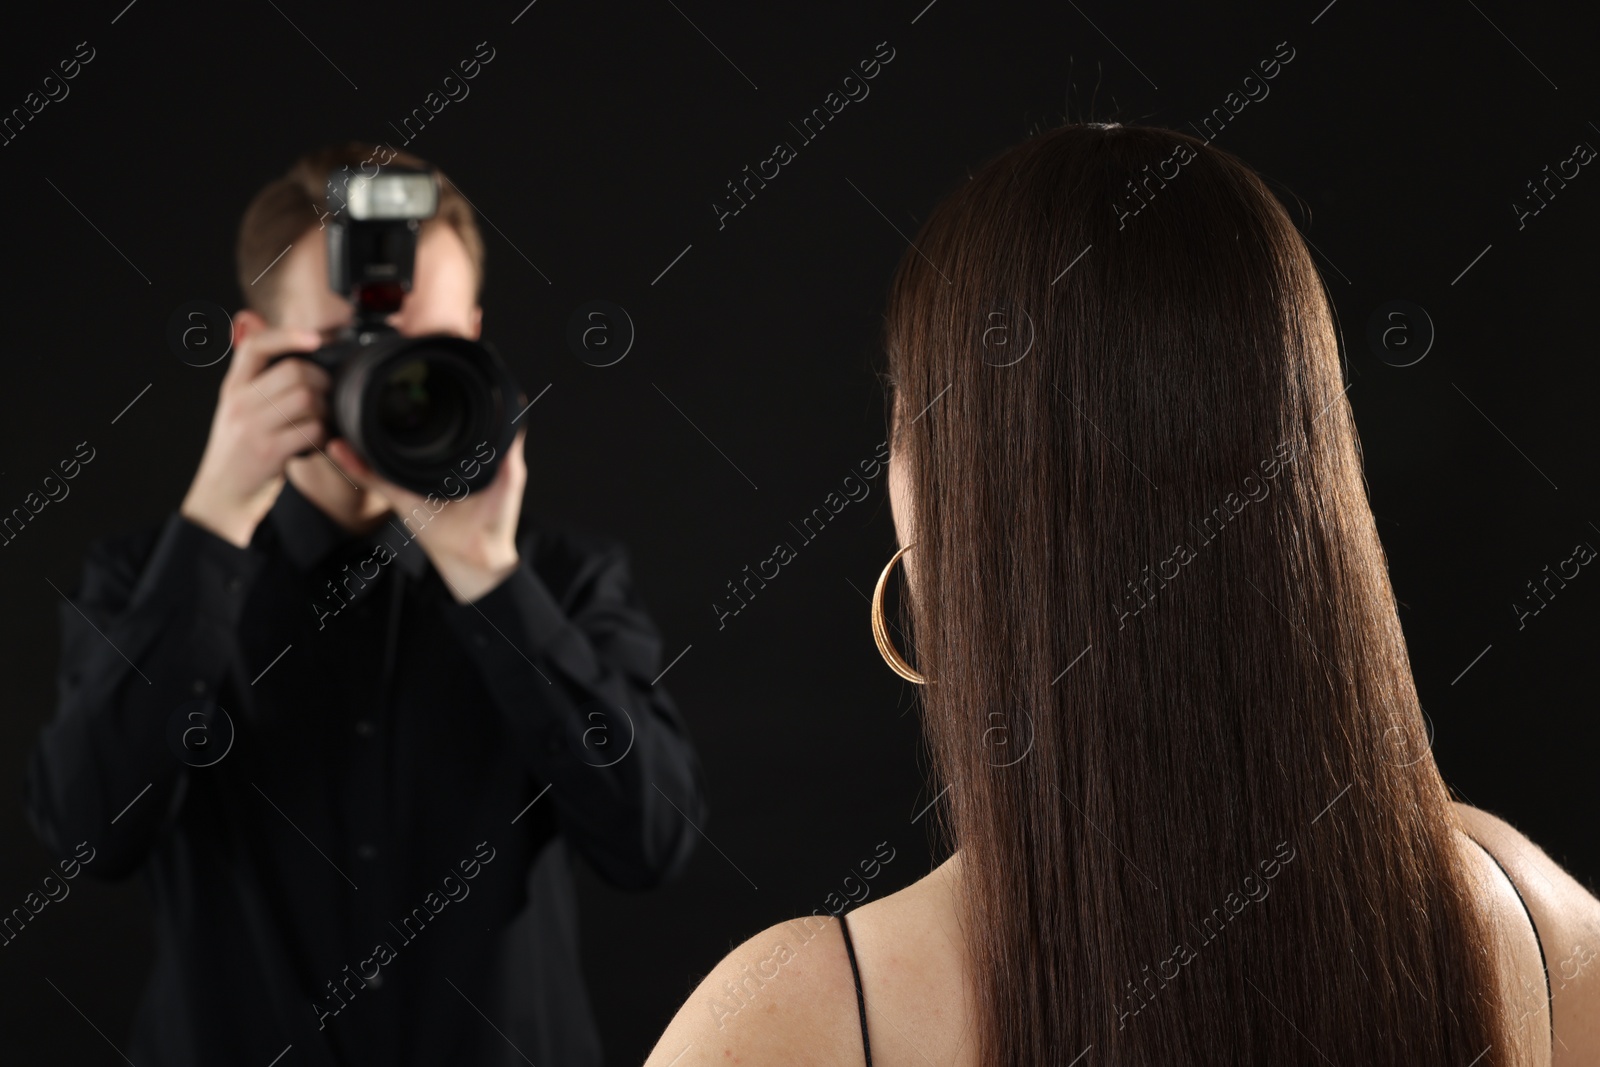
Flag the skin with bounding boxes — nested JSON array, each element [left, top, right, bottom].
[[1454, 803, 1600, 1067], [886, 422, 916, 596], [642, 428, 1600, 1066], [180, 220, 525, 603]]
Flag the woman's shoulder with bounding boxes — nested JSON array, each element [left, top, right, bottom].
[[1451, 801, 1600, 1066], [638, 910, 872, 1067], [642, 855, 973, 1067]]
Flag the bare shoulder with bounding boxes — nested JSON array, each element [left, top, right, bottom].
[[1451, 801, 1600, 1066], [1451, 818, 1553, 1066], [639, 908, 867, 1067], [838, 853, 978, 1066], [642, 854, 976, 1067]]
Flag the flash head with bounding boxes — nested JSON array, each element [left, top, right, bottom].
[[325, 165, 440, 307], [344, 170, 439, 221]]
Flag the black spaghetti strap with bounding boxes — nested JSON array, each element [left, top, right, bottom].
[[839, 911, 873, 1066], [1466, 833, 1554, 1052]]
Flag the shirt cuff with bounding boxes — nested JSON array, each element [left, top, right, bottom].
[[439, 560, 602, 686], [128, 512, 268, 625]]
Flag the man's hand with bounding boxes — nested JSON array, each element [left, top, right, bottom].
[[181, 326, 331, 548], [325, 427, 528, 604]]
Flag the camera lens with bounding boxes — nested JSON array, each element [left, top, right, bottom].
[[375, 356, 469, 460], [330, 332, 518, 496]]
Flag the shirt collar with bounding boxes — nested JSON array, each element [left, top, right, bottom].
[[266, 478, 429, 579]]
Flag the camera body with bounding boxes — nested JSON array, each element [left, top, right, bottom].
[[292, 164, 519, 497]]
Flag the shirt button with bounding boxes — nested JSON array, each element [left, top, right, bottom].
[[472, 633, 490, 649], [191, 679, 207, 695], [357, 843, 379, 861], [366, 971, 384, 989], [354, 719, 375, 737], [225, 576, 243, 593]]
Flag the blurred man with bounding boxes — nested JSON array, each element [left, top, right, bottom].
[[25, 142, 706, 1067]]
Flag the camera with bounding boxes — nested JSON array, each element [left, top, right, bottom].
[[287, 164, 520, 496]]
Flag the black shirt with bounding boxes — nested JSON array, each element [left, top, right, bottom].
[[23, 478, 708, 1067]]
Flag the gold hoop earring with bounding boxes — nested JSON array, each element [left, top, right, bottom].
[[872, 543, 927, 685]]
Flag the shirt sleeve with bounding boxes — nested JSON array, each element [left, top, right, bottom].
[[23, 512, 268, 878], [437, 529, 708, 892]]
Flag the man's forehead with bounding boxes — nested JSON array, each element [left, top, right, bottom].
[[270, 230, 348, 327], [272, 219, 473, 330]]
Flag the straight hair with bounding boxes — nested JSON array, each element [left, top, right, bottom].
[[881, 123, 1526, 1065]]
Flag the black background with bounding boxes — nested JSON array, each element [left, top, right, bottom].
[[1, 1, 1597, 1063]]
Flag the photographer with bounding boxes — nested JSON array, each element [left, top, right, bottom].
[[23, 142, 707, 1067]]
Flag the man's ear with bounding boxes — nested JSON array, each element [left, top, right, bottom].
[[233, 308, 269, 349], [468, 305, 482, 341]]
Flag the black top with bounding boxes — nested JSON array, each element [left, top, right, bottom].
[[839, 910, 873, 1066], [23, 478, 708, 1067]]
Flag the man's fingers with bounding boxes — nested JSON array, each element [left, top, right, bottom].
[[250, 355, 331, 401], [272, 418, 330, 458], [229, 326, 323, 385], [254, 381, 326, 429], [247, 358, 331, 429], [324, 438, 377, 484], [499, 426, 529, 484]]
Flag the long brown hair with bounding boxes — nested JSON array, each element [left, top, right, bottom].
[[882, 123, 1527, 1064]]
